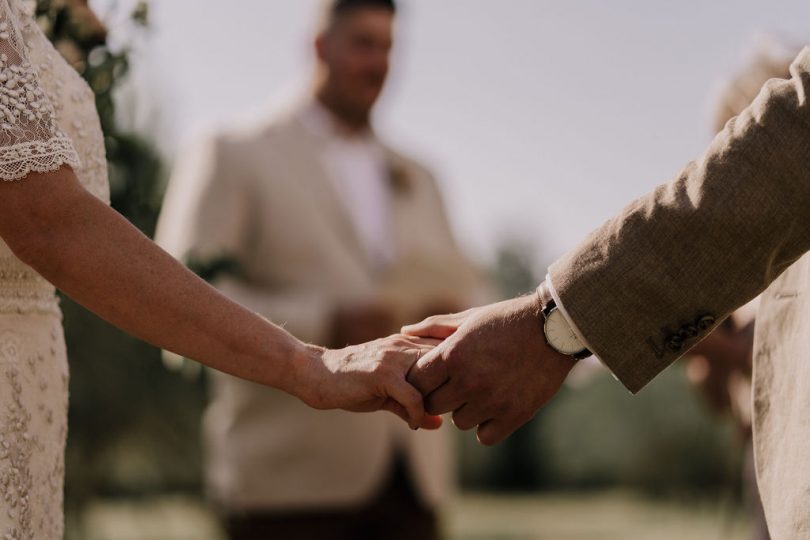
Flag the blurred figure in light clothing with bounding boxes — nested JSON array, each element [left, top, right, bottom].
[[156, 0, 491, 539]]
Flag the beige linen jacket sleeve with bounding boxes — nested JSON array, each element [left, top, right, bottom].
[[549, 46, 810, 393], [156, 133, 333, 345]]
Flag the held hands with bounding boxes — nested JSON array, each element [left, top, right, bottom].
[[296, 295, 577, 444], [402, 295, 577, 445], [297, 334, 444, 430]]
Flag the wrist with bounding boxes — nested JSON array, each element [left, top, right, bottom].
[[512, 294, 578, 377], [512, 295, 565, 353], [282, 341, 325, 403], [513, 293, 543, 319], [537, 280, 591, 361]]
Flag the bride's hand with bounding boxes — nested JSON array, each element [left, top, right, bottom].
[[297, 335, 443, 430]]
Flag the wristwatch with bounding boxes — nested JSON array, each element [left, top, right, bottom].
[[537, 283, 592, 360]]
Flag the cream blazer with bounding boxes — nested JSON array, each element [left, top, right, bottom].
[[157, 107, 490, 511]]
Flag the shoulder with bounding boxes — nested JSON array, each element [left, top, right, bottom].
[[182, 110, 305, 171], [215, 111, 301, 153]]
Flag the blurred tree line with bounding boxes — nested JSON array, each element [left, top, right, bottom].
[[36, 1, 745, 534]]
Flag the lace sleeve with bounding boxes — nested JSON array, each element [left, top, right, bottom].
[[0, 0, 79, 181]]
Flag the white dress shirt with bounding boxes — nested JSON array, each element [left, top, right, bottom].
[[301, 102, 396, 271]]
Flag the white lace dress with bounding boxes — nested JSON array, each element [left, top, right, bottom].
[[0, 0, 109, 538]]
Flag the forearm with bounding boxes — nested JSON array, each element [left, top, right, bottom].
[[549, 56, 810, 392], [10, 173, 316, 392]]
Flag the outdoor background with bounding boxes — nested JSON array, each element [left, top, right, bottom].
[[49, 0, 810, 538]]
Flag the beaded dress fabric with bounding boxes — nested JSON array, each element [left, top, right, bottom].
[[0, 0, 109, 537]]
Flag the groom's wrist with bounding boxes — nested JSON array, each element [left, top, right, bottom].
[[540, 277, 594, 360]]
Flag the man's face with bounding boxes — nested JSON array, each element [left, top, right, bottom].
[[317, 8, 394, 118]]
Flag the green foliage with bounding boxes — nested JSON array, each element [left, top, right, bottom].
[[36, 0, 163, 233], [538, 367, 742, 494]]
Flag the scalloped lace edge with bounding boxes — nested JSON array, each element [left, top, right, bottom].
[[0, 136, 81, 181]]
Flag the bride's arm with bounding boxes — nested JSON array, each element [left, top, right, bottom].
[[0, 166, 439, 429]]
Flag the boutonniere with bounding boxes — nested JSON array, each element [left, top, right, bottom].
[[389, 161, 411, 197]]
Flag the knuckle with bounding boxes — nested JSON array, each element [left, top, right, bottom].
[[452, 414, 474, 432], [380, 338, 395, 348], [373, 361, 395, 380], [457, 422, 476, 432], [477, 430, 499, 447], [369, 356, 385, 372]]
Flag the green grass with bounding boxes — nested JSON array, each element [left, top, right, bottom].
[[72, 491, 752, 540], [446, 491, 750, 540]]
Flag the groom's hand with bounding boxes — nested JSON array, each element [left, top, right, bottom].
[[403, 296, 576, 445]]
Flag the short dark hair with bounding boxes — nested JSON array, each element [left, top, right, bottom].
[[326, 0, 396, 22]]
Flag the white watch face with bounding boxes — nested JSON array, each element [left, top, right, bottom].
[[545, 308, 585, 355]]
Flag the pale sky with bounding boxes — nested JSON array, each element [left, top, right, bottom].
[[99, 0, 810, 268]]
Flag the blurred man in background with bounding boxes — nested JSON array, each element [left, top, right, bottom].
[[156, 0, 490, 538]]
